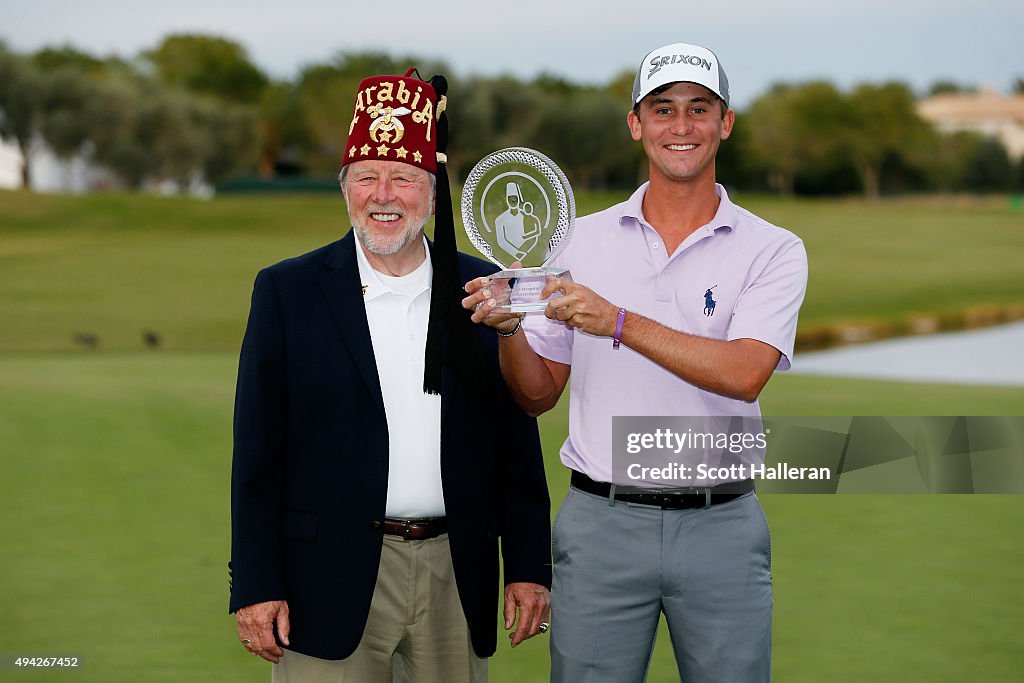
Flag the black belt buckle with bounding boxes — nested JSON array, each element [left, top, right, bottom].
[[616, 485, 705, 509], [643, 490, 704, 509], [659, 494, 701, 509]]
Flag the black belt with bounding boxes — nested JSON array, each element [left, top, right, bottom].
[[381, 517, 448, 540], [571, 471, 753, 509]]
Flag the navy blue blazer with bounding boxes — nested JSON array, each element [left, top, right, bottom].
[[229, 231, 551, 660]]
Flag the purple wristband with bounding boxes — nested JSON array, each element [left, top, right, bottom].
[[613, 308, 627, 349]]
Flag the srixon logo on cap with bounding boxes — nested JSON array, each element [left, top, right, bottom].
[[648, 54, 713, 78]]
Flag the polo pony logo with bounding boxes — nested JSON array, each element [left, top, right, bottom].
[[704, 286, 717, 317]]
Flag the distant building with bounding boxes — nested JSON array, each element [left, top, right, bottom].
[[0, 135, 214, 196], [0, 137, 22, 190], [916, 89, 1024, 160], [0, 134, 115, 193]]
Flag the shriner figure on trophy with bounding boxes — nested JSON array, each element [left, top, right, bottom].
[[493, 181, 542, 262]]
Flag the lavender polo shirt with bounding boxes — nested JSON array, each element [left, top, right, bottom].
[[523, 183, 808, 484]]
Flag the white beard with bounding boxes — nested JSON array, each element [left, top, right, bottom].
[[350, 209, 429, 256]]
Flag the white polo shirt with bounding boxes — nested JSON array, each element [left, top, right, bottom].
[[354, 235, 444, 518]]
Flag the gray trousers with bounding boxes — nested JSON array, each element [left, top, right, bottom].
[[550, 487, 772, 683]]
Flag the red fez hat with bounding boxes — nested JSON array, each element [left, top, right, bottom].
[[341, 69, 487, 396], [343, 70, 443, 174]]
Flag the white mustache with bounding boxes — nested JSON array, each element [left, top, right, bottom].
[[366, 204, 403, 215]]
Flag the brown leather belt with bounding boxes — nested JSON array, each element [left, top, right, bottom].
[[571, 471, 754, 509], [382, 517, 448, 540]]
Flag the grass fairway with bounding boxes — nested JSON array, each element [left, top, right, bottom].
[[1, 354, 1022, 682], [2, 189, 1022, 680], [2, 190, 1024, 351]]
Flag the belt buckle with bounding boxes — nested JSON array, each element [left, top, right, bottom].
[[657, 494, 677, 508], [657, 486, 705, 510], [403, 521, 419, 540], [658, 494, 693, 509]]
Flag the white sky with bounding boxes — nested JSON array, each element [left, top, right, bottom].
[[1, 0, 1021, 109]]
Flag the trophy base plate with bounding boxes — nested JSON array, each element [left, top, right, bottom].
[[493, 301, 551, 314], [488, 267, 571, 314], [489, 266, 570, 280]]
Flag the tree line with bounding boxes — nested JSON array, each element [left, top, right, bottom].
[[2, 35, 1021, 197], [0, 39, 259, 190]]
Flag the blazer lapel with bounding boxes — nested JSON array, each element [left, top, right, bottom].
[[316, 231, 385, 415]]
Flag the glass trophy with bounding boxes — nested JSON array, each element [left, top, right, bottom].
[[461, 147, 576, 313]]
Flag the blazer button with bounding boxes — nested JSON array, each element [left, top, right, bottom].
[[370, 521, 383, 530]]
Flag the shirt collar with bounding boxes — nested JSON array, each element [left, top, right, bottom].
[[354, 233, 432, 302], [618, 182, 737, 235]]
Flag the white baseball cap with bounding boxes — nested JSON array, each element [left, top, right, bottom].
[[632, 42, 730, 108]]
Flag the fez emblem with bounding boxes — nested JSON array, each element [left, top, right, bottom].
[[368, 105, 412, 144]]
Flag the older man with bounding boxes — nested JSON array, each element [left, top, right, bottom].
[[230, 69, 551, 683], [465, 44, 808, 682]]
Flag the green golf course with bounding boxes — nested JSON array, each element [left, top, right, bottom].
[[1, 189, 1022, 681]]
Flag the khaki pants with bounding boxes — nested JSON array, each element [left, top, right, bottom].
[[273, 533, 487, 683]]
